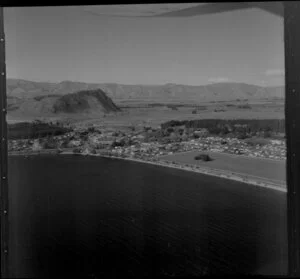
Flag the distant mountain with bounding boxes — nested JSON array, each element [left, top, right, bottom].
[[7, 79, 285, 103]]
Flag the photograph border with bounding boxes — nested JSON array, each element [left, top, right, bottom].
[[0, 1, 297, 277]]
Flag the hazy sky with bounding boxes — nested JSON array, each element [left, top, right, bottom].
[[3, 4, 284, 86]]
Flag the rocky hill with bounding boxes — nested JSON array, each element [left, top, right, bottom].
[[52, 89, 120, 114], [7, 88, 120, 117]]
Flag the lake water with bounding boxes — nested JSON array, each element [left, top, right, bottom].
[[8, 154, 288, 277]]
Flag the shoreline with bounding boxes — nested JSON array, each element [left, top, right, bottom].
[[164, 149, 286, 163], [8, 149, 287, 193]]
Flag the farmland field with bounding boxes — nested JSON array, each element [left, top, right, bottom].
[[160, 151, 286, 187], [7, 100, 284, 129], [8, 154, 287, 277]]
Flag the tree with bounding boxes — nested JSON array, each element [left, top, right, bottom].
[[264, 131, 272, 138], [194, 154, 212, 162], [237, 132, 248, 140]]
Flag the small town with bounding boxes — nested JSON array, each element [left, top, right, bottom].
[[8, 124, 286, 163]]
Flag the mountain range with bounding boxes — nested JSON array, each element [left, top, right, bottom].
[[6, 78, 284, 117]]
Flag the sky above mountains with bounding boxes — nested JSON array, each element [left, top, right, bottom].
[[4, 4, 284, 86]]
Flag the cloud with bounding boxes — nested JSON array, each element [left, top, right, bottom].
[[265, 69, 285, 77], [208, 77, 230, 83]]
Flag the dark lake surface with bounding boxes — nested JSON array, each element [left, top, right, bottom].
[[8, 154, 288, 277]]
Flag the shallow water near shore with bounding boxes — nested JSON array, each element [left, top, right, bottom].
[[8, 154, 288, 277]]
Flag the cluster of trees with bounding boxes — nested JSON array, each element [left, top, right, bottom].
[[167, 105, 178, 111], [42, 137, 60, 149], [192, 106, 207, 114], [8, 120, 71, 140], [214, 108, 226, 112], [161, 119, 285, 139], [194, 154, 213, 162], [237, 104, 252, 109]]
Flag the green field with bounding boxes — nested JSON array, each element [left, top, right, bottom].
[[161, 151, 286, 186]]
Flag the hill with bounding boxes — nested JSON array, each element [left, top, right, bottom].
[[52, 89, 120, 113], [7, 78, 284, 103], [7, 88, 120, 117]]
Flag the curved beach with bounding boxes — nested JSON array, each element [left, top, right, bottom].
[[8, 148, 286, 192]]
